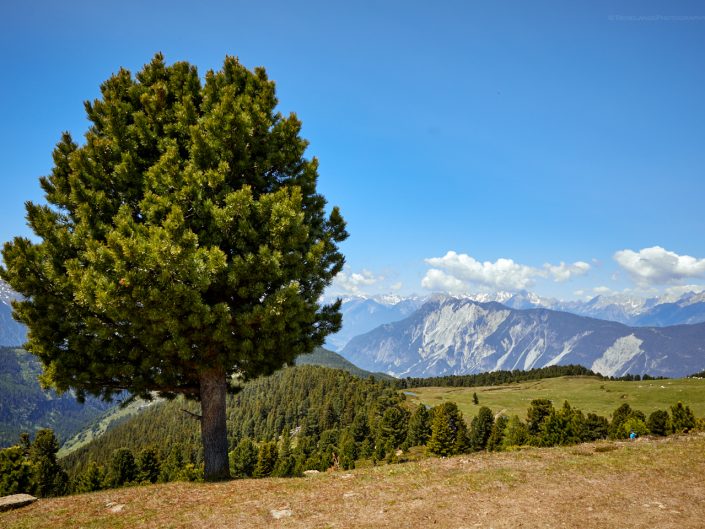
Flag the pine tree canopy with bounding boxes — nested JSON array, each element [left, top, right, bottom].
[[0, 54, 347, 480], [1, 53, 347, 401]]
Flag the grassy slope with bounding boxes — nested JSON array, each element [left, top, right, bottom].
[[3, 433, 705, 528], [404, 375, 705, 419]]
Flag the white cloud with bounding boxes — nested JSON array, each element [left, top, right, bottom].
[[424, 251, 539, 291], [331, 269, 384, 295], [593, 286, 612, 295], [421, 251, 590, 293], [422, 251, 590, 292], [421, 269, 469, 294], [614, 246, 705, 286], [390, 282, 403, 291], [544, 261, 590, 282]]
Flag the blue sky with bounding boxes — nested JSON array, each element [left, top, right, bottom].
[[1, 0, 704, 300]]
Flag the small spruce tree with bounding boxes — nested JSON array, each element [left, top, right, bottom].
[[502, 415, 529, 449], [406, 404, 432, 448], [469, 406, 494, 451], [230, 438, 258, 478], [75, 460, 106, 493], [136, 447, 161, 483], [670, 402, 696, 433], [109, 448, 137, 487], [487, 415, 508, 451], [427, 402, 469, 456], [30, 429, 68, 497], [526, 399, 554, 436], [253, 441, 278, 478], [273, 430, 296, 477], [0, 445, 35, 496]]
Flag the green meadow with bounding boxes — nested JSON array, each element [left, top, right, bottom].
[[403, 376, 705, 420]]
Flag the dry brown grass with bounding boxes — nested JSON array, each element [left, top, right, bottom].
[[3, 433, 705, 529]]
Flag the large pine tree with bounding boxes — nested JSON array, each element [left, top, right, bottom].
[[1, 54, 347, 480]]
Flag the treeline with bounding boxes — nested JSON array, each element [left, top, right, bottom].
[[418, 398, 699, 458], [395, 364, 666, 389], [1, 364, 700, 497]]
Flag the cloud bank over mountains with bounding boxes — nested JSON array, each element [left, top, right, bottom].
[[328, 247, 705, 301], [421, 251, 590, 293], [614, 246, 705, 287]]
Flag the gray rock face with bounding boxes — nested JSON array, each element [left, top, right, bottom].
[[340, 297, 705, 378], [0, 493, 37, 512]]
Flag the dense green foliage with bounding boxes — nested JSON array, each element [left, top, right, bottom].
[[0, 347, 115, 447], [468, 406, 494, 451], [670, 402, 696, 433], [1, 53, 347, 402], [427, 402, 469, 456], [0, 429, 67, 497], [0, 54, 347, 479]]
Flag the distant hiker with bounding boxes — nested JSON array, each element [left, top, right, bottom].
[[629, 430, 637, 440]]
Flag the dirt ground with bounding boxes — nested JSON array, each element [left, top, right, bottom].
[[3, 433, 705, 529]]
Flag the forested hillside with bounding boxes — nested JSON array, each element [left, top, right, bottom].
[[60, 365, 404, 479], [0, 347, 115, 447]]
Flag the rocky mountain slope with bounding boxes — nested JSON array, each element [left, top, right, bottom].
[[341, 297, 705, 378]]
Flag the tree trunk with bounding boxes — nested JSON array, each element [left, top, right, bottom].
[[199, 367, 231, 481]]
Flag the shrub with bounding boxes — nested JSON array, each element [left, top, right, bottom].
[[646, 410, 671, 436]]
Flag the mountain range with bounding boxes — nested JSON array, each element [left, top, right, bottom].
[[326, 289, 705, 352], [340, 296, 705, 379], [489, 289, 705, 327], [324, 295, 425, 351]]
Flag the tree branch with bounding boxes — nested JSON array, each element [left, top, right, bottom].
[[182, 408, 202, 421]]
